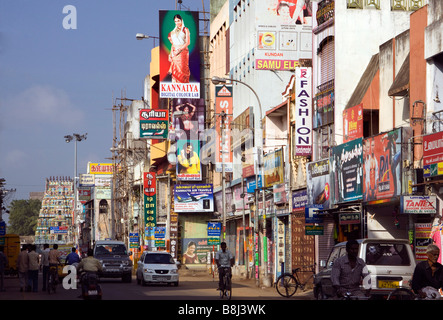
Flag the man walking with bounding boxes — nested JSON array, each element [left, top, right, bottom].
[[17, 245, 29, 292], [28, 245, 40, 292], [41, 243, 50, 291]]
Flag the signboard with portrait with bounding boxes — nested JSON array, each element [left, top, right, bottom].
[[176, 139, 201, 181], [159, 10, 200, 99], [363, 128, 402, 202]]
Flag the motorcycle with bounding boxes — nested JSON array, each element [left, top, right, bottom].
[[80, 272, 102, 300]]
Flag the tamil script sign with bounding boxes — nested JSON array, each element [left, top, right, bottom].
[[140, 109, 168, 139]]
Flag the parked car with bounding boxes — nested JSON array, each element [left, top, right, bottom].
[[93, 240, 133, 283], [136, 251, 179, 286], [313, 238, 416, 299]]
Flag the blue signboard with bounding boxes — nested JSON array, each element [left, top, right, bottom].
[[245, 175, 263, 193], [154, 227, 166, 239], [207, 222, 221, 237], [305, 204, 323, 224]]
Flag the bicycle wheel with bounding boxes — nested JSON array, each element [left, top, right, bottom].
[[276, 274, 298, 298], [48, 273, 54, 294], [225, 276, 232, 300]]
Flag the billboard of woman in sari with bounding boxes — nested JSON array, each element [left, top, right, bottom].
[[160, 10, 200, 99]]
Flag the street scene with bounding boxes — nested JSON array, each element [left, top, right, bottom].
[[0, 269, 313, 301], [1, 0, 443, 310]]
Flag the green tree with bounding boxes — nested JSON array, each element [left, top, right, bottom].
[[7, 199, 41, 235]]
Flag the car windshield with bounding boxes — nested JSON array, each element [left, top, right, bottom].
[[365, 243, 411, 266], [95, 244, 127, 255], [144, 253, 175, 264]]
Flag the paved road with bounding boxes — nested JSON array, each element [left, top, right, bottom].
[[0, 270, 315, 301]]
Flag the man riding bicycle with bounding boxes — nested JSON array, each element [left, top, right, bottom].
[[48, 244, 62, 273], [215, 242, 234, 291]]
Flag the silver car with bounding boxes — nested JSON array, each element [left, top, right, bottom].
[[313, 239, 416, 299]]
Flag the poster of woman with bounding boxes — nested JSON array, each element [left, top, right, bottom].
[[159, 10, 200, 99]]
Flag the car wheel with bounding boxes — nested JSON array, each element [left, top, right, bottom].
[[174, 281, 179, 287], [141, 277, 148, 287], [136, 273, 141, 285]]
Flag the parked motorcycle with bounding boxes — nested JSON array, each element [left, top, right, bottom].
[[80, 272, 102, 300]]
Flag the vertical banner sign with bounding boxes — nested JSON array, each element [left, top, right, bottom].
[[215, 85, 233, 172], [143, 172, 157, 230], [295, 67, 312, 156], [159, 10, 200, 99], [139, 109, 169, 139], [343, 104, 363, 143]]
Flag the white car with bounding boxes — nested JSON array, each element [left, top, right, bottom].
[[136, 251, 179, 286]]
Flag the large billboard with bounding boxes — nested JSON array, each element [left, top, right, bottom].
[[174, 184, 214, 213], [331, 138, 363, 203], [363, 129, 402, 202], [255, 0, 312, 70], [159, 10, 200, 98], [176, 139, 201, 181]]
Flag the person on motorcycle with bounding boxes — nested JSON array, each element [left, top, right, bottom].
[[77, 249, 103, 274], [411, 244, 443, 299], [215, 242, 234, 290], [331, 239, 371, 299]]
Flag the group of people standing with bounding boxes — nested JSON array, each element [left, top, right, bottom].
[[15, 244, 80, 292]]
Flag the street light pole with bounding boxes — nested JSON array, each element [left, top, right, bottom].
[[211, 76, 268, 286], [64, 133, 87, 245]]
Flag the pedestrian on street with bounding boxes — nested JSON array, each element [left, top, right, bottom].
[[28, 244, 40, 292], [41, 243, 50, 291], [17, 245, 29, 292], [0, 246, 9, 292]]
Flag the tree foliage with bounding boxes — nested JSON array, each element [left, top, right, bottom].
[[7, 199, 41, 235]]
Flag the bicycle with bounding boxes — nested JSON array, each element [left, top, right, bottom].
[[218, 267, 232, 300], [47, 264, 59, 294], [275, 264, 316, 298]]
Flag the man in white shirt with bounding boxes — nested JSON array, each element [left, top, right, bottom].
[[41, 243, 50, 291], [215, 242, 234, 290]]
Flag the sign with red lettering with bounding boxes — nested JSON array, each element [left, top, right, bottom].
[[401, 196, 437, 214]]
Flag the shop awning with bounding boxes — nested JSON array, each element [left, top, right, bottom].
[[345, 53, 379, 110], [388, 53, 410, 97]]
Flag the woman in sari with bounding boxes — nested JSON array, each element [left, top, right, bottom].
[[168, 14, 191, 83]]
